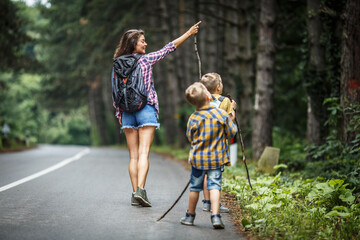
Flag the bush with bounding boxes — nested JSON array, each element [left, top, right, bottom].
[[272, 127, 307, 171], [305, 99, 360, 194], [223, 166, 360, 239], [40, 107, 90, 145]]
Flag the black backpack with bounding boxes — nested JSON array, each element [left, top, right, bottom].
[[112, 54, 147, 113]]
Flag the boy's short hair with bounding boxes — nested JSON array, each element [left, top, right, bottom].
[[185, 82, 208, 108], [200, 73, 222, 93]]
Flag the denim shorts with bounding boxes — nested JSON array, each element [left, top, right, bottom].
[[189, 167, 222, 192], [121, 104, 160, 130]]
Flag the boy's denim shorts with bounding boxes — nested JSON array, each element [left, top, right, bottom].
[[189, 167, 222, 192], [121, 104, 160, 130]]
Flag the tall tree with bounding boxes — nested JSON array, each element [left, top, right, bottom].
[[305, 0, 327, 145], [223, 0, 239, 100], [252, 0, 276, 160], [237, 0, 254, 145], [159, 0, 182, 145], [340, 0, 360, 143], [0, 0, 30, 71]]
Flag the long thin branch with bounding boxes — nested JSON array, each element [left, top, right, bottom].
[[157, 180, 190, 221], [194, 35, 202, 80]]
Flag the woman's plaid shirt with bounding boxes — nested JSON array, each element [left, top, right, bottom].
[[115, 42, 176, 120], [186, 105, 237, 170]]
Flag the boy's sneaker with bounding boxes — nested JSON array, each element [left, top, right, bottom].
[[202, 200, 211, 212], [131, 193, 140, 206], [134, 187, 152, 207], [180, 212, 196, 226], [203, 200, 229, 213], [211, 214, 225, 229], [219, 203, 229, 213]]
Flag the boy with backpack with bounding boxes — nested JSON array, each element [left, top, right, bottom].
[[200, 73, 237, 213], [181, 82, 237, 229]]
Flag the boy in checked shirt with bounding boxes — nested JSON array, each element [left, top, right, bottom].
[[180, 82, 237, 229], [200, 72, 236, 213]]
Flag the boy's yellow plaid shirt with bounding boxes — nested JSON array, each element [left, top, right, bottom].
[[186, 105, 237, 170]]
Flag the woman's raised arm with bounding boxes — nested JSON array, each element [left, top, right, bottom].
[[172, 21, 201, 48]]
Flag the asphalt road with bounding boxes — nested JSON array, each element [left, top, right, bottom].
[[0, 145, 244, 240]]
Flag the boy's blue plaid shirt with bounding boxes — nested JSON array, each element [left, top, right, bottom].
[[186, 105, 237, 170]]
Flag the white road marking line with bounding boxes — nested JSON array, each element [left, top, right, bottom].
[[0, 148, 90, 193]]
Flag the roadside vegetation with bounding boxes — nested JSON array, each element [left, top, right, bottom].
[[153, 139, 359, 240], [151, 101, 360, 239]]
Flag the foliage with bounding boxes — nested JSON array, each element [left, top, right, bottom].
[[0, 0, 30, 71], [0, 73, 43, 149], [272, 127, 307, 171], [39, 107, 90, 145], [0, 72, 91, 149], [223, 166, 360, 239], [306, 98, 360, 193], [274, 0, 307, 136], [150, 145, 190, 161]]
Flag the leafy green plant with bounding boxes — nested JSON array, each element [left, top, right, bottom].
[[222, 165, 360, 239], [305, 99, 360, 194]]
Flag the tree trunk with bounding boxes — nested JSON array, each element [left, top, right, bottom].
[[101, 74, 121, 144], [201, 2, 218, 73], [306, 0, 326, 146], [224, 0, 239, 99], [160, 0, 181, 145], [88, 76, 109, 145], [238, 0, 254, 146], [252, 0, 276, 160], [175, 0, 195, 147], [340, 0, 360, 143], [149, 0, 164, 145]]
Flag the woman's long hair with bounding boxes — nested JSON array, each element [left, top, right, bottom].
[[113, 29, 144, 59]]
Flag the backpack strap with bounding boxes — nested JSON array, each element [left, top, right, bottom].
[[218, 96, 226, 102]]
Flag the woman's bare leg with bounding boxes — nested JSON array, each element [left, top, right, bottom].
[[137, 126, 155, 188], [124, 128, 139, 192]]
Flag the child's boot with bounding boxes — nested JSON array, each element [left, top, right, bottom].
[[211, 214, 225, 229], [180, 211, 196, 226]]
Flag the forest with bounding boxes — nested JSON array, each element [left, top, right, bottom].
[[1, 0, 359, 238]]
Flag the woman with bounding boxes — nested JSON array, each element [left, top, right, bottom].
[[113, 21, 201, 207]]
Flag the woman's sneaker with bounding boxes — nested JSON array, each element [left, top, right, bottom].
[[134, 187, 152, 207], [180, 212, 196, 226], [211, 214, 225, 229], [131, 193, 140, 206]]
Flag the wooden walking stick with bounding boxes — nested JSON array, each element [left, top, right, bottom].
[[157, 180, 190, 221], [227, 94, 253, 190], [157, 34, 202, 222], [194, 35, 202, 80]]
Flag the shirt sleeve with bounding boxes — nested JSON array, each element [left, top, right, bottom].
[[186, 119, 193, 143], [219, 97, 233, 115], [224, 114, 237, 139], [113, 101, 122, 121], [143, 42, 176, 65]]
